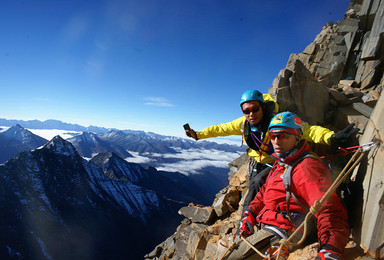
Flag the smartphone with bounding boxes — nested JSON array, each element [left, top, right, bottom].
[[183, 123, 191, 131]]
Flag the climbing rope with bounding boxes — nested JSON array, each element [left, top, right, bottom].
[[275, 141, 379, 259], [240, 236, 266, 258], [219, 240, 237, 260]]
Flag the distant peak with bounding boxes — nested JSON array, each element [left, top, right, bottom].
[[44, 135, 78, 156], [50, 135, 65, 142], [7, 124, 25, 132], [12, 124, 24, 129], [82, 131, 96, 136], [2, 124, 29, 138]]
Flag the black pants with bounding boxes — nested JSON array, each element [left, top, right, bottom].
[[243, 163, 271, 212]]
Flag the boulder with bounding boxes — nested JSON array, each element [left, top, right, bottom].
[[178, 204, 216, 224], [330, 88, 350, 105], [213, 187, 240, 217], [360, 1, 384, 59], [229, 163, 248, 188], [228, 152, 248, 180], [362, 90, 380, 106], [273, 59, 330, 125], [356, 59, 382, 89]]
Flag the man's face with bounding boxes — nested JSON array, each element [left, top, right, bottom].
[[241, 101, 263, 125], [270, 132, 298, 155]]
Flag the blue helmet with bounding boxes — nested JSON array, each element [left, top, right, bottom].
[[269, 112, 303, 135], [240, 90, 264, 107]]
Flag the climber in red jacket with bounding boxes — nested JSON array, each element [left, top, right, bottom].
[[239, 112, 349, 260]]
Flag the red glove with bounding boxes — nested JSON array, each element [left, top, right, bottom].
[[315, 248, 343, 260], [240, 210, 256, 238]]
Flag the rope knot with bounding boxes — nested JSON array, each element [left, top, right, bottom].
[[309, 200, 322, 215], [279, 239, 294, 251]]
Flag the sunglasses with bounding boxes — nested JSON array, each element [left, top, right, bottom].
[[270, 132, 292, 140], [242, 106, 260, 114]]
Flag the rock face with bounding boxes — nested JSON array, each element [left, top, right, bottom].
[[146, 0, 384, 259], [269, 0, 383, 130]]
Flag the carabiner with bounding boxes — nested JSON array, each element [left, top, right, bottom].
[[360, 141, 378, 152], [264, 245, 289, 260]]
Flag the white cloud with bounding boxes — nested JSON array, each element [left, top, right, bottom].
[[143, 147, 243, 175], [156, 158, 231, 175], [125, 151, 154, 164], [28, 129, 81, 140], [143, 97, 174, 107], [146, 147, 240, 161]]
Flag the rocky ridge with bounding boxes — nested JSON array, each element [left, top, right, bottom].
[[146, 0, 384, 259]]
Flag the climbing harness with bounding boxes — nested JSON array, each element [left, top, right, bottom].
[[281, 151, 326, 221]]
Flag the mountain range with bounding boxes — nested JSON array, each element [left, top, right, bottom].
[[0, 136, 186, 259], [0, 119, 244, 259], [0, 118, 111, 133]]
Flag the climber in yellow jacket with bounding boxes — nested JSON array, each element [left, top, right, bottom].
[[185, 90, 359, 212]]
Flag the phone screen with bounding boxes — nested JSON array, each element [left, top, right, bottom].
[[183, 123, 190, 131]]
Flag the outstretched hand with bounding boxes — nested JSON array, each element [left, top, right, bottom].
[[185, 129, 198, 140], [330, 123, 360, 152]]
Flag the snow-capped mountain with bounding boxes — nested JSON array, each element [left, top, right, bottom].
[[99, 130, 178, 154], [90, 152, 215, 204], [67, 131, 132, 159], [0, 136, 182, 259], [0, 124, 48, 163]]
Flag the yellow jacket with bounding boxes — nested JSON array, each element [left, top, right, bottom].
[[196, 94, 334, 164]]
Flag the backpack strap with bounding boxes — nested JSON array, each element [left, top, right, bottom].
[[282, 151, 328, 222]]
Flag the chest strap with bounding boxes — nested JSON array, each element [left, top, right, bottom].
[[281, 152, 329, 222]]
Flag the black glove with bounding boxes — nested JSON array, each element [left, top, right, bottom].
[[330, 123, 359, 152], [314, 245, 343, 260]]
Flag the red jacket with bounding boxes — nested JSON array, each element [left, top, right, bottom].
[[248, 140, 349, 252]]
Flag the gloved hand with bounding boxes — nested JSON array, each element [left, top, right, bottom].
[[330, 123, 359, 152], [315, 245, 343, 260], [240, 210, 256, 238]]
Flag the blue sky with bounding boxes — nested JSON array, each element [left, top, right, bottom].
[[0, 0, 350, 138]]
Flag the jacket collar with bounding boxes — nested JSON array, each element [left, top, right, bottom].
[[271, 139, 311, 165]]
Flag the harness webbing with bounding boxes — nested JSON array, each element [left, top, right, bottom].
[[281, 151, 329, 220]]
